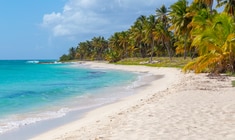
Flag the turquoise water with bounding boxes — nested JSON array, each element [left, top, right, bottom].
[[0, 60, 138, 133]]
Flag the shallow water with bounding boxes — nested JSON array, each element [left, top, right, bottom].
[[0, 60, 140, 134]]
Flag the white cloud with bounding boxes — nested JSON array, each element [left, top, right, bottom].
[[41, 0, 178, 37], [43, 12, 62, 26]]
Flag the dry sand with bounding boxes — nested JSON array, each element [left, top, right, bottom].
[[32, 62, 235, 140]]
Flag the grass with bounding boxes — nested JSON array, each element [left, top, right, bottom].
[[115, 57, 192, 68], [116, 57, 235, 87], [232, 81, 235, 87], [226, 73, 235, 87]]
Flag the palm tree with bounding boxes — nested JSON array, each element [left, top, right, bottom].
[[193, 0, 209, 9], [91, 36, 108, 60], [194, 0, 214, 13], [217, 0, 235, 17], [184, 13, 235, 73], [107, 32, 122, 62], [189, 8, 213, 58], [76, 41, 92, 60], [170, 0, 192, 59], [156, 5, 168, 29], [118, 31, 131, 59], [156, 5, 172, 60], [130, 15, 148, 58], [190, 8, 212, 34], [76, 42, 86, 60], [143, 15, 158, 63], [69, 47, 76, 59]]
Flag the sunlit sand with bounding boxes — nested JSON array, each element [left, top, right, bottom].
[[32, 62, 235, 140]]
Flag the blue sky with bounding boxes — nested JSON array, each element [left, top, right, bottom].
[[0, 0, 195, 60]]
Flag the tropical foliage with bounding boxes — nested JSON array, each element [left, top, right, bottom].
[[184, 13, 235, 73], [60, 0, 235, 74]]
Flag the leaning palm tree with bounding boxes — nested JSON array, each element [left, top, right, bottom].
[[184, 13, 235, 73], [190, 8, 213, 34], [170, 0, 192, 59], [189, 8, 214, 58]]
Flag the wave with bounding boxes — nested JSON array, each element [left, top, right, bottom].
[[0, 65, 141, 135], [25, 60, 62, 64], [26, 60, 39, 64], [53, 61, 61, 64], [0, 108, 70, 134]]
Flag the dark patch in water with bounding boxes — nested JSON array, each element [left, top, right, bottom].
[[4, 91, 36, 99], [41, 83, 76, 86], [85, 71, 106, 79]]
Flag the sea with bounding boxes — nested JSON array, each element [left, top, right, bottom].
[[0, 60, 147, 136]]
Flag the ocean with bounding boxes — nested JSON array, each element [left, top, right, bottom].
[[0, 60, 140, 134]]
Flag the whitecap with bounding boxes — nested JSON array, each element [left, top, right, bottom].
[[26, 60, 39, 64]]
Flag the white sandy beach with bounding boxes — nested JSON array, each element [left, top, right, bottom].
[[32, 62, 235, 140]]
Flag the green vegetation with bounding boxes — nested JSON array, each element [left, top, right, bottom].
[[60, 0, 235, 74], [232, 81, 235, 87], [116, 57, 191, 68]]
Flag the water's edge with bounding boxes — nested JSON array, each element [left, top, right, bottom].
[[0, 63, 162, 140], [0, 105, 97, 140]]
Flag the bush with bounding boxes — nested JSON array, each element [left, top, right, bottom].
[[59, 54, 71, 61]]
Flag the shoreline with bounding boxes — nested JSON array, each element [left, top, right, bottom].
[[13, 62, 235, 139], [0, 62, 166, 139], [0, 62, 158, 139], [30, 62, 183, 139]]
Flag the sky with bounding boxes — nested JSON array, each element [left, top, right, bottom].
[[0, 0, 195, 60]]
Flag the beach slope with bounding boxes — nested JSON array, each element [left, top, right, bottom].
[[32, 62, 235, 140]]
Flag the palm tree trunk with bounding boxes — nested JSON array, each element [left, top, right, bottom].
[[183, 31, 189, 60], [139, 43, 144, 58], [230, 53, 235, 73], [209, 3, 213, 15], [150, 38, 154, 63], [162, 38, 172, 61]]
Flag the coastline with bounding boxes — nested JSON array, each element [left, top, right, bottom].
[[30, 62, 235, 139]]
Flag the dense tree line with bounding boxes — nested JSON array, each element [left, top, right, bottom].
[[60, 0, 235, 74]]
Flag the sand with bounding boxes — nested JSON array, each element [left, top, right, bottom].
[[31, 61, 235, 140]]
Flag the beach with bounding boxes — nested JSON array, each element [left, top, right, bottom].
[[31, 62, 235, 140]]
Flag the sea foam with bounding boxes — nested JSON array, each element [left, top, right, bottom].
[[26, 60, 39, 64], [0, 60, 139, 135], [0, 108, 70, 134]]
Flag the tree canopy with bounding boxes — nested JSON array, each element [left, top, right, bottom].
[[60, 0, 235, 74]]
